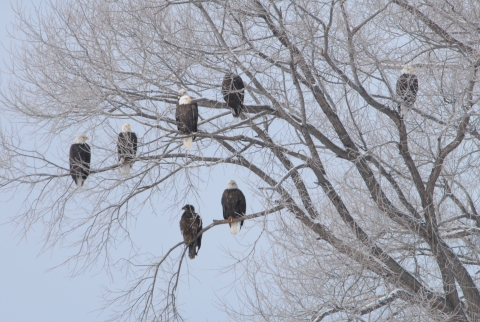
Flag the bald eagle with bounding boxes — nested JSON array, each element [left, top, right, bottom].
[[222, 73, 245, 117], [176, 89, 198, 150], [69, 134, 91, 188], [118, 124, 138, 176], [396, 66, 418, 113], [179, 204, 203, 259], [221, 180, 246, 235]]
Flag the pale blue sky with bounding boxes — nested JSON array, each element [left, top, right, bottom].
[[0, 1, 265, 321], [0, 3, 115, 321]]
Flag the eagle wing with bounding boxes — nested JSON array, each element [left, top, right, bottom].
[[232, 75, 245, 104], [222, 74, 245, 116], [176, 103, 198, 134], [221, 189, 229, 220], [131, 132, 138, 156], [396, 74, 418, 105], [70, 143, 91, 180], [196, 214, 202, 251], [192, 102, 198, 133], [221, 189, 246, 219], [180, 210, 203, 258], [180, 210, 193, 241], [234, 189, 246, 217], [118, 132, 137, 162]]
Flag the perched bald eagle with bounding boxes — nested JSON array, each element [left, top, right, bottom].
[[117, 124, 138, 176], [221, 180, 246, 235], [176, 89, 198, 150], [69, 134, 91, 188], [396, 66, 418, 113], [222, 73, 245, 117], [179, 204, 203, 259]]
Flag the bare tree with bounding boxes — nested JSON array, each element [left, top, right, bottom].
[[2, 0, 480, 321]]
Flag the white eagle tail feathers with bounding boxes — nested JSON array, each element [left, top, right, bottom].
[[183, 137, 193, 150], [76, 177, 84, 188], [120, 162, 132, 176], [399, 103, 411, 119], [230, 221, 240, 235]]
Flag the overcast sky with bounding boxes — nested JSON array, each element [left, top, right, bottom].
[[0, 2, 120, 321], [0, 1, 266, 321]]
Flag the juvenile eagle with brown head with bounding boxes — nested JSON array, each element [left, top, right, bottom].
[[179, 204, 203, 259], [222, 73, 245, 117]]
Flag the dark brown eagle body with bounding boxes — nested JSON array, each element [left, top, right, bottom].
[[69, 136, 91, 188], [222, 73, 245, 117], [176, 92, 199, 150], [176, 102, 198, 136], [396, 72, 418, 107], [221, 180, 246, 235], [179, 205, 202, 259], [117, 124, 138, 175], [118, 132, 138, 163]]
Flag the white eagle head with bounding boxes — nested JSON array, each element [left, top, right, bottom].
[[182, 204, 195, 212], [75, 134, 89, 144], [226, 180, 238, 189], [122, 123, 132, 132], [401, 65, 415, 74], [178, 89, 193, 105]]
